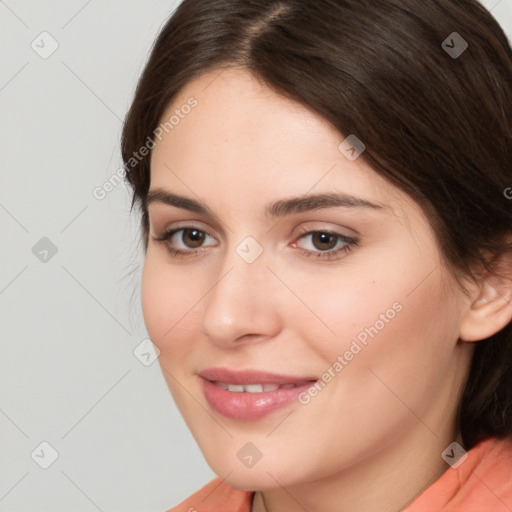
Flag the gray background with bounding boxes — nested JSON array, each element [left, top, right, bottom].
[[1, 1, 511, 511]]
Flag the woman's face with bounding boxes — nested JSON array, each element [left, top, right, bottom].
[[142, 67, 474, 490]]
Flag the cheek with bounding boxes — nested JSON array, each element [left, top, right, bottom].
[[140, 256, 167, 342], [316, 266, 459, 421], [285, 251, 458, 387], [274, 255, 409, 360], [140, 255, 202, 413], [140, 254, 196, 357]]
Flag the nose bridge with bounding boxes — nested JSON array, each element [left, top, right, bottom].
[[200, 235, 277, 345]]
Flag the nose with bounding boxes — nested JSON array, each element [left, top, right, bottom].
[[200, 240, 281, 348]]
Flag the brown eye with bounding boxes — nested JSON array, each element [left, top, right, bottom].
[[311, 232, 338, 251], [151, 226, 216, 255], [294, 229, 359, 261], [181, 229, 206, 248]]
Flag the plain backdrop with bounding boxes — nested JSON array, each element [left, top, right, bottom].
[[1, 1, 511, 511]]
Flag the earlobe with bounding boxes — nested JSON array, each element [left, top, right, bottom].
[[459, 271, 512, 342]]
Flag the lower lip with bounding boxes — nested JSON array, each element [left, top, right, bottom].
[[200, 377, 316, 420]]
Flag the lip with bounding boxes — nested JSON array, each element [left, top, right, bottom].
[[199, 367, 318, 420]]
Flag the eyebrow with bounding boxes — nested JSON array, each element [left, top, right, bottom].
[[145, 188, 388, 218]]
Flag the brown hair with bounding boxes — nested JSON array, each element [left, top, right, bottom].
[[121, 0, 512, 450]]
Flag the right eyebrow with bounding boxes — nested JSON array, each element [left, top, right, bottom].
[[146, 189, 212, 216]]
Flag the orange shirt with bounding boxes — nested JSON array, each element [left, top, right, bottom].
[[165, 436, 512, 512]]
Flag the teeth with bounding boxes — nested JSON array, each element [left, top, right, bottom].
[[227, 384, 245, 392], [214, 381, 298, 393], [244, 384, 264, 393]]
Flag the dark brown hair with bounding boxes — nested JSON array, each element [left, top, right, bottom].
[[121, 0, 512, 450]]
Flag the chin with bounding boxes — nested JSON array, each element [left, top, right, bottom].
[[213, 454, 310, 490]]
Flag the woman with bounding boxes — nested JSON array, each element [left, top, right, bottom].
[[121, 0, 512, 510]]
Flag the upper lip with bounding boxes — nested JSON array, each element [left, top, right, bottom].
[[199, 367, 318, 385]]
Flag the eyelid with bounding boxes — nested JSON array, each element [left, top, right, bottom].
[[148, 209, 227, 239], [293, 223, 357, 240], [292, 226, 358, 251], [151, 220, 215, 238], [153, 224, 217, 245]]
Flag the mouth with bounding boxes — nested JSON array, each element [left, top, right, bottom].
[[198, 367, 318, 420], [211, 381, 313, 392]]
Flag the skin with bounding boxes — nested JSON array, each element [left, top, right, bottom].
[[141, 66, 512, 512]]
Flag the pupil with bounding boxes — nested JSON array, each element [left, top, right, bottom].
[[313, 232, 336, 250], [185, 229, 204, 248]]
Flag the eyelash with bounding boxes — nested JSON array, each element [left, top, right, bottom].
[[151, 225, 359, 261]]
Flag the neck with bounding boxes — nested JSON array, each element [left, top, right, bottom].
[[251, 420, 457, 512]]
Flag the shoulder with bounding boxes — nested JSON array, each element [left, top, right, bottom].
[[164, 477, 254, 512], [406, 436, 512, 512]]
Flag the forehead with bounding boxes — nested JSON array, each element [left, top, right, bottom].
[[152, 67, 341, 164], [148, 67, 419, 225]]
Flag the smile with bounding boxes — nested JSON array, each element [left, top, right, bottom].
[[213, 381, 312, 392], [198, 368, 318, 420]]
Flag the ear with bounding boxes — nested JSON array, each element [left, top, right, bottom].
[[459, 250, 512, 342]]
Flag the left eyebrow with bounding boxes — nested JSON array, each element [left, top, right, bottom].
[[263, 192, 388, 218], [145, 189, 388, 218]]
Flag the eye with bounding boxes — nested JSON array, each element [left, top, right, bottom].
[[292, 229, 359, 261], [151, 226, 216, 258]]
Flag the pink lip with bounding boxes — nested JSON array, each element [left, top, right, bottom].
[[199, 367, 318, 420]]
